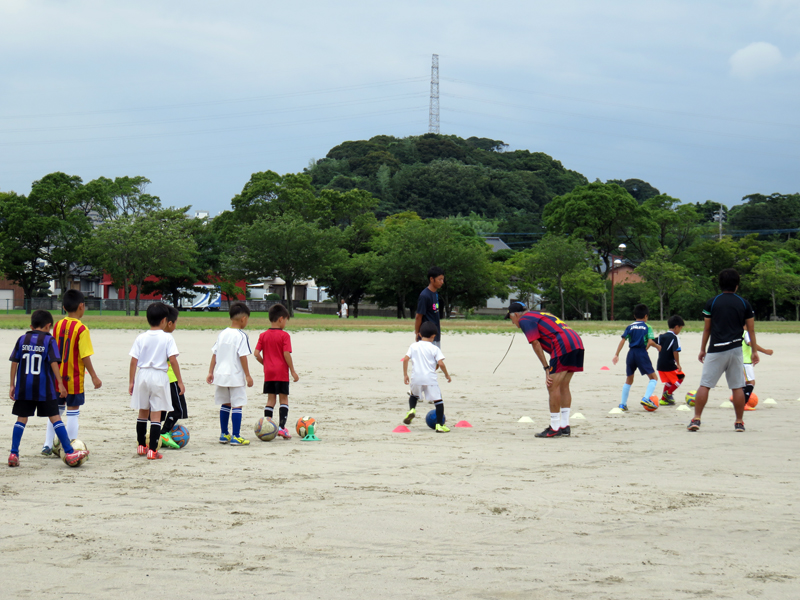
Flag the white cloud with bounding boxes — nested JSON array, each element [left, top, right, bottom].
[[729, 42, 784, 79]]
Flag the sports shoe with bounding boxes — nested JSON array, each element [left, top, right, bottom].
[[137, 445, 147, 456], [146, 449, 163, 460], [277, 428, 291, 440], [641, 398, 657, 410], [618, 404, 628, 412], [559, 426, 571, 437], [435, 424, 450, 433], [403, 408, 416, 425], [41, 445, 52, 456], [534, 426, 561, 438], [219, 433, 231, 444], [160, 433, 180, 449], [687, 419, 701, 432], [735, 422, 745, 432], [230, 436, 250, 446], [661, 394, 676, 406], [63, 449, 89, 467], [8, 452, 19, 467]]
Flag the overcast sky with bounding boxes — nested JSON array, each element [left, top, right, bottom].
[[1, 0, 798, 215]]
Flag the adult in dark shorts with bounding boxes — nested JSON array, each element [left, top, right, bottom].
[[415, 266, 444, 347], [689, 268, 758, 433], [506, 302, 585, 438]]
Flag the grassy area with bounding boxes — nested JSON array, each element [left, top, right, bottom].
[[1, 310, 799, 334]]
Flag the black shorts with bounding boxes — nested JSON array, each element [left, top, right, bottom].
[[168, 381, 188, 419], [58, 393, 85, 407], [263, 381, 290, 395], [13, 397, 61, 418], [548, 349, 585, 374]]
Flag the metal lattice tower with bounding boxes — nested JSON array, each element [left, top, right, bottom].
[[428, 54, 440, 134]]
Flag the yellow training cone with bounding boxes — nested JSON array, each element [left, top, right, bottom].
[[608, 407, 624, 415], [719, 400, 734, 408], [676, 405, 691, 411], [517, 416, 534, 423], [764, 398, 777, 405], [572, 413, 586, 420]]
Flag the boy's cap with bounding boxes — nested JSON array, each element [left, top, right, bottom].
[[504, 301, 527, 319]]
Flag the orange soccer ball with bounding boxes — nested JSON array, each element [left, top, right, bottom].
[[296, 416, 317, 437], [643, 395, 660, 412], [731, 392, 759, 410]]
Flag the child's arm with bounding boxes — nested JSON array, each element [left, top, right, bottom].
[[254, 348, 264, 365], [647, 339, 661, 352], [754, 343, 773, 356], [745, 318, 759, 365], [283, 351, 299, 382], [83, 356, 102, 389], [437, 359, 451, 383], [403, 356, 410, 385], [128, 357, 138, 395], [9, 362, 17, 400], [698, 318, 711, 363], [206, 355, 216, 384], [612, 338, 626, 365], [51, 363, 67, 398], [240, 355, 253, 387], [673, 351, 681, 371], [168, 355, 185, 395]]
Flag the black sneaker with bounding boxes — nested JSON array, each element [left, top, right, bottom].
[[735, 422, 745, 432], [661, 395, 676, 406], [687, 419, 701, 432], [534, 426, 562, 438], [559, 426, 571, 437]]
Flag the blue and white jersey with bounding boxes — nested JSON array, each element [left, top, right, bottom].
[[9, 331, 61, 401]]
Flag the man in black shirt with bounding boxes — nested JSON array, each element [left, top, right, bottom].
[[415, 266, 444, 347], [688, 269, 758, 433]]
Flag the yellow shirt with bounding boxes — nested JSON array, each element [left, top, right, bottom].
[[53, 317, 94, 394]]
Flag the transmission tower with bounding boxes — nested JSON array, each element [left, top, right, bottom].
[[428, 54, 440, 134]]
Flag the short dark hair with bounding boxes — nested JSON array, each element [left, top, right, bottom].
[[420, 322, 438, 339], [146, 302, 170, 326], [166, 305, 179, 324], [633, 304, 649, 319], [667, 315, 685, 329], [427, 266, 444, 282], [31, 309, 54, 329], [268, 303, 289, 322], [229, 301, 250, 320], [62, 289, 85, 313], [719, 268, 740, 292]]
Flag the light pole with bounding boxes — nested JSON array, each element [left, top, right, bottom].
[[610, 244, 626, 321]]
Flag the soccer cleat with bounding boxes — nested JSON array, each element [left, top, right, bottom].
[[534, 426, 561, 438], [63, 449, 89, 467], [160, 433, 180, 449], [660, 394, 676, 406], [41, 445, 52, 456], [8, 452, 19, 467], [137, 445, 147, 456], [559, 426, 571, 437], [146, 449, 163, 460], [403, 408, 416, 425], [230, 436, 250, 446], [219, 433, 231, 444], [277, 428, 292, 440], [435, 424, 450, 433], [618, 404, 628, 412], [641, 398, 657, 410], [735, 422, 745, 432], [687, 419, 701, 432]]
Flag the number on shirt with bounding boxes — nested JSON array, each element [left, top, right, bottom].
[[21, 352, 42, 375]]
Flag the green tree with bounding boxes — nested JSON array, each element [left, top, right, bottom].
[[753, 250, 800, 318], [562, 268, 606, 319], [634, 248, 692, 320]]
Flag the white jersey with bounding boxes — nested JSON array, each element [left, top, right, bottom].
[[211, 328, 252, 387], [129, 330, 178, 371], [406, 340, 445, 386]]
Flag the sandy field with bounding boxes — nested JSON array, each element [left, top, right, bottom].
[[1, 326, 799, 599]]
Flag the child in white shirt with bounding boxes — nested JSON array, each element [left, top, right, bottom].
[[402, 322, 451, 432], [207, 302, 254, 445]]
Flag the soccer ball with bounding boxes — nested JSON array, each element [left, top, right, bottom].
[[743, 393, 759, 410], [254, 417, 278, 441], [685, 390, 697, 407], [52, 437, 62, 458], [296, 416, 317, 437], [170, 425, 190, 448], [425, 410, 445, 429], [61, 439, 89, 467], [642, 395, 659, 412]]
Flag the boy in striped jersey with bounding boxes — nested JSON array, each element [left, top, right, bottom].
[[42, 290, 102, 455], [8, 310, 89, 467]]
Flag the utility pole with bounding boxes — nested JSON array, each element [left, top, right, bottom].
[[718, 205, 725, 240], [428, 54, 439, 134]]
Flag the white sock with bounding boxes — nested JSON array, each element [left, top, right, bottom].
[[44, 406, 65, 447], [560, 408, 571, 429], [550, 413, 561, 431], [66, 410, 80, 440]]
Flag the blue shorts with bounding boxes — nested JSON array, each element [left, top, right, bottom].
[[58, 393, 85, 407], [626, 348, 654, 377]]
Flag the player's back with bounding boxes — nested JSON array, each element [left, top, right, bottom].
[[622, 321, 651, 349], [54, 317, 91, 393], [519, 311, 583, 357], [12, 330, 60, 401]]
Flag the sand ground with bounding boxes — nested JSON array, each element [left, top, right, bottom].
[[1, 327, 799, 599]]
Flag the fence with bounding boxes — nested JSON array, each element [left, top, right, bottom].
[[18, 298, 295, 314]]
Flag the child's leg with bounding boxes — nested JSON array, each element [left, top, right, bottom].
[[264, 394, 277, 418], [220, 404, 231, 434], [278, 394, 289, 430], [11, 417, 28, 456], [44, 404, 65, 448], [408, 393, 418, 410], [621, 375, 634, 407], [744, 379, 755, 402], [66, 403, 80, 440], [149, 410, 162, 451], [433, 398, 445, 425], [644, 372, 658, 399], [162, 411, 178, 433], [136, 408, 149, 447], [48, 414, 74, 454], [231, 407, 243, 437]]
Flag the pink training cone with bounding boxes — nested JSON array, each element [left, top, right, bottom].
[[393, 425, 411, 433], [454, 421, 472, 428], [600, 366, 610, 371]]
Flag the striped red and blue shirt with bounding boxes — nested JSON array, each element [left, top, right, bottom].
[[518, 311, 584, 358], [9, 331, 61, 402]]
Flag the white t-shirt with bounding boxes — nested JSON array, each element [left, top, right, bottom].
[[212, 328, 252, 387], [341, 303, 348, 318], [129, 330, 179, 371], [406, 340, 445, 385]]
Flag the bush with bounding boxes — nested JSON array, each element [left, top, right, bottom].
[[265, 293, 281, 301], [297, 300, 310, 309]]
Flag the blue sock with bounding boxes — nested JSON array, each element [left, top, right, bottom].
[[231, 408, 242, 437], [11, 422, 25, 454], [53, 420, 73, 454], [645, 378, 657, 400], [621, 384, 632, 406], [219, 406, 231, 435]]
